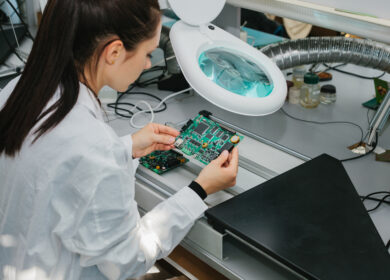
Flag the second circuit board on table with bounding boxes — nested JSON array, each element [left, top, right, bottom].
[[140, 150, 188, 175], [174, 113, 243, 165]]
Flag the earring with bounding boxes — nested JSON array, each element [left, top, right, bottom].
[[110, 61, 115, 65]]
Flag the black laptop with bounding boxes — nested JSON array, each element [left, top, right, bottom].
[[206, 154, 390, 280]]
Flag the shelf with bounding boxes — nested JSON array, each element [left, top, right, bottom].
[[227, 0, 390, 44]]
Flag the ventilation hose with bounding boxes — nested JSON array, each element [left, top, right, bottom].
[[260, 37, 390, 73]]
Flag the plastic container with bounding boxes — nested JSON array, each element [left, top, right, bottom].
[[300, 72, 320, 108], [320, 84, 337, 104]]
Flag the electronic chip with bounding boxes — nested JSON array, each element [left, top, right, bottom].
[[190, 139, 201, 147], [205, 133, 213, 139], [194, 122, 209, 135], [221, 134, 229, 141], [210, 126, 218, 134], [219, 142, 234, 153]]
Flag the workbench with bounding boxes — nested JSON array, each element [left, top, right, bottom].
[[105, 64, 390, 279]]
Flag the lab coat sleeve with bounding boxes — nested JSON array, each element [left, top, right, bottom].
[[119, 133, 139, 174], [59, 137, 207, 280]]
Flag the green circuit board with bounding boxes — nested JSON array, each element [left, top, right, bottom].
[[174, 113, 243, 165], [140, 150, 188, 175]]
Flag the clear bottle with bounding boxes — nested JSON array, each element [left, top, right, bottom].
[[288, 86, 301, 105], [320, 84, 337, 104], [300, 72, 320, 108], [292, 65, 306, 89]]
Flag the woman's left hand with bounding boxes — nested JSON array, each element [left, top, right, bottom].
[[131, 123, 180, 158]]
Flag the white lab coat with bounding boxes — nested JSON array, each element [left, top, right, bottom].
[[0, 78, 208, 280]]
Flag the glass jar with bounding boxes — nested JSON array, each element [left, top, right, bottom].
[[320, 84, 337, 104], [288, 86, 301, 105], [292, 65, 306, 89], [300, 72, 320, 108]]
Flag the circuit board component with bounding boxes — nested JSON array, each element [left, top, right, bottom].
[[140, 150, 188, 175], [174, 113, 243, 165]]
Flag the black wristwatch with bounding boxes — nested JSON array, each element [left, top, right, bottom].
[[188, 181, 207, 200]]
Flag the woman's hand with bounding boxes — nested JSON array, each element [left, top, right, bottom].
[[195, 147, 239, 195], [131, 123, 180, 158]]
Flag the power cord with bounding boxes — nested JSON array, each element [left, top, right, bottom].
[[280, 107, 379, 162], [281, 107, 364, 143], [323, 63, 386, 80], [360, 191, 390, 212], [129, 87, 191, 128], [107, 79, 191, 128], [288, 63, 386, 80], [359, 190, 390, 252], [366, 195, 390, 212], [107, 91, 168, 118]]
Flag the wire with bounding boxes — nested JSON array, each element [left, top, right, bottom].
[[8, 14, 19, 49], [107, 92, 167, 118], [130, 87, 192, 128], [281, 107, 364, 143], [360, 191, 390, 213], [360, 191, 390, 203], [4, 0, 34, 40], [107, 45, 181, 126], [340, 132, 378, 162], [323, 63, 386, 80], [280, 108, 380, 162], [108, 60, 169, 119], [360, 196, 390, 205], [107, 91, 167, 119], [0, 21, 26, 63], [288, 63, 386, 80], [366, 194, 390, 212], [130, 66, 166, 88], [286, 63, 347, 76]]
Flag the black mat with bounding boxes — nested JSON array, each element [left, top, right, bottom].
[[206, 154, 390, 280]]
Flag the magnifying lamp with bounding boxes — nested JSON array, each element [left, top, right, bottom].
[[160, 0, 287, 116]]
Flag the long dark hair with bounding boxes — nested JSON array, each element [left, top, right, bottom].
[[0, 0, 160, 157]]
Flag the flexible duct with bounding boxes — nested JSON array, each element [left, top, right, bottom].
[[260, 37, 390, 73]]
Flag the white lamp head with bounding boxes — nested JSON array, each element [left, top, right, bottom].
[[167, 0, 225, 26], [166, 0, 287, 116]]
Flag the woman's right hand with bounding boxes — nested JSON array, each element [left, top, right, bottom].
[[195, 147, 239, 195]]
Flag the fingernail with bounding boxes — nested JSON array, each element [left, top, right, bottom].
[[169, 137, 175, 143], [222, 150, 228, 156]]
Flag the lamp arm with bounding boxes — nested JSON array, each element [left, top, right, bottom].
[[367, 90, 390, 146]]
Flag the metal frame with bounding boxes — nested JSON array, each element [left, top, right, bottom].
[[367, 90, 390, 146], [226, 0, 390, 44]]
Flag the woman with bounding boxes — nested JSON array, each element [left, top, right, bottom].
[[0, 0, 238, 279]]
